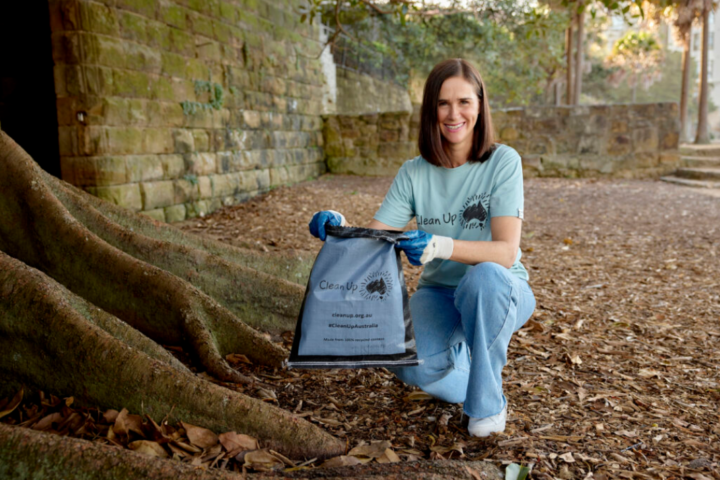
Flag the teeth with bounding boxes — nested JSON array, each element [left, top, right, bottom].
[[446, 123, 463, 131]]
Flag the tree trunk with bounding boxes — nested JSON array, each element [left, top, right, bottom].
[[0, 130, 345, 460], [680, 34, 691, 143], [0, 423, 503, 480], [632, 81, 637, 103], [695, 7, 710, 144], [566, 25, 574, 105], [572, 8, 585, 105]]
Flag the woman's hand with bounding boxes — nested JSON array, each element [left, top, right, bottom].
[[396, 230, 454, 266], [308, 210, 347, 240]]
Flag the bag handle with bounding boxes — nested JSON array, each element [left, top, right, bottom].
[[325, 225, 409, 244]]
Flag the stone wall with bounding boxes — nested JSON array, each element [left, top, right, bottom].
[[335, 68, 412, 116], [325, 103, 681, 178], [324, 105, 419, 176], [49, 0, 328, 222]]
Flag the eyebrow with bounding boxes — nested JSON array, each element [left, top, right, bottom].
[[438, 97, 475, 101]]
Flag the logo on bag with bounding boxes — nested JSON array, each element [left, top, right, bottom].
[[360, 271, 394, 301], [459, 193, 490, 230]]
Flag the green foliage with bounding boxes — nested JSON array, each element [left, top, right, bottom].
[[183, 174, 199, 186], [328, 1, 570, 107], [180, 80, 226, 116]]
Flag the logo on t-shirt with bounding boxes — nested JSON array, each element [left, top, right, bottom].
[[459, 193, 490, 230], [360, 271, 394, 301]]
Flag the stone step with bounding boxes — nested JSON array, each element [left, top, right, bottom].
[[681, 155, 720, 168], [675, 167, 720, 180], [679, 144, 720, 157], [660, 176, 720, 188]]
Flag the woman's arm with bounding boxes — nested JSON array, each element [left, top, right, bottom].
[[366, 219, 404, 231], [449, 216, 521, 269]]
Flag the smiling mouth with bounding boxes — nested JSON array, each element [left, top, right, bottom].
[[445, 123, 465, 131]]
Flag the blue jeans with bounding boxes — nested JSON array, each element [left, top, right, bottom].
[[390, 262, 536, 419]]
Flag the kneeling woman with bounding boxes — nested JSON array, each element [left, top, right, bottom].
[[309, 58, 535, 437]]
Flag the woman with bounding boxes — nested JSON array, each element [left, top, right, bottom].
[[308, 59, 535, 437]]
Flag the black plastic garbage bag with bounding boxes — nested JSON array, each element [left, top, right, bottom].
[[287, 226, 421, 369]]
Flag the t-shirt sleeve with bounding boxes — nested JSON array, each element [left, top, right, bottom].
[[373, 163, 415, 228], [489, 147, 524, 219]]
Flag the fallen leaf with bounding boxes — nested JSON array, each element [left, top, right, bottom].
[[376, 448, 401, 463], [218, 431, 258, 456], [638, 369, 662, 378], [226, 353, 252, 364], [0, 389, 23, 420], [404, 391, 434, 402], [320, 455, 362, 468], [349, 440, 392, 459], [128, 440, 169, 458], [32, 412, 62, 431], [182, 422, 218, 449], [243, 449, 284, 471], [559, 452, 575, 463]]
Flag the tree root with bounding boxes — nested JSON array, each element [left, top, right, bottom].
[[0, 423, 502, 480], [0, 130, 344, 458], [0, 252, 344, 459], [0, 132, 286, 381]]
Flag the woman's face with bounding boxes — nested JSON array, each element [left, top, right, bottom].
[[436, 76, 481, 151]]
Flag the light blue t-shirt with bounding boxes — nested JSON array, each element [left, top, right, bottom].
[[373, 144, 529, 288]]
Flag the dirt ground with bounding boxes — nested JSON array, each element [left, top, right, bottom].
[[178, 174, 720, 479]]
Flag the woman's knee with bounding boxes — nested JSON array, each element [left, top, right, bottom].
[[456, 262, 512, 301]]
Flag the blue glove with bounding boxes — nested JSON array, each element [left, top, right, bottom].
[[309, 210, 347, 241], [396, 230, 454, 266]]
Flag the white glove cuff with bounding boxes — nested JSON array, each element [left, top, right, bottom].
[[434, 235, 454, 260], [328, 210, 347, 227]]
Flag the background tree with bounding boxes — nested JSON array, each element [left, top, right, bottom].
[[606, 31, 665, 102]]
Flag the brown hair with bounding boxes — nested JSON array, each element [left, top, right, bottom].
[[418, 59, 496, 168]]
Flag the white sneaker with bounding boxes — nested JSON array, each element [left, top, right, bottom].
[[468, 405, 507, 437]]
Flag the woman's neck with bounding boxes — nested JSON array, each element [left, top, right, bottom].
[[445, 143, 471, 168]]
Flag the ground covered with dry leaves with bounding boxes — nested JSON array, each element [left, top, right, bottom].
[[3, 175, 719, 479]]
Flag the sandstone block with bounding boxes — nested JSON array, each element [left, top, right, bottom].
[[198, 175, 212, 198], [88, 183, 142, 211], [243, 110, 262, 129], [210, 173, 238, 197], [81, 2, 120, 35], [126, 155, 164, 182], [161, 51, 188, 78], [112, 69, 151, 98], [58, 127, 79, 157], [116, 0, 158, 18], [118, 10, 148, 44], [661, 131, 679, 150], [174, 178, 200, 203], [632, 127, 659, 153], [183, 152, 217, 175], [141, 180, 175, 209], [500, 126, 519, 141], [192, 129, 210, 151], [160, 4, 187, 29], [269, 166, 289, 186], [256, 169, 271, 190], [141, 208, 166, 222], [163, 204, 186, 223], [172, 129, 195, 153], [142, 128, 174, 154], [659, 152, 680, 165], [94, 156, 129, 185], [170, 29, 195, 56], [184, 200, 210, 218], [158, 155, 185, 180], [238, 170, 258, 191]]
